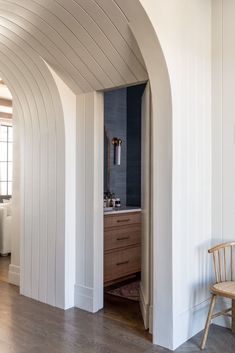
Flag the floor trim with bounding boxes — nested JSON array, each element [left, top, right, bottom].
[[8, 264, 20, 286], [74, 284, 96, 313]]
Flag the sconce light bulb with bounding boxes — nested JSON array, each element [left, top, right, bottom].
[[112, 137, 122, 165]]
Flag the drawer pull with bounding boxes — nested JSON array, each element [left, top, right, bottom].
[[117, 219, 130, 223], [116, 260, 130, 266], [116, 236, 130, 241]]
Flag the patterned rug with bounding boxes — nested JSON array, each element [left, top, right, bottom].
[[106, 281, 140, 302]]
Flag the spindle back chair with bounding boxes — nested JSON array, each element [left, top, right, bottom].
[[210, 242, 235, 284], [201, 242, 235, 349]]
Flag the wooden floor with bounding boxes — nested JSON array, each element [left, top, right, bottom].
[[0, 255, 10, 282], [0, 281, 233, 352], [103, 293, 151, 339]]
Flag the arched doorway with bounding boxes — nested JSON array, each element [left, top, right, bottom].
[[0, 49, 66, 308], [0, 0, 172, 348]]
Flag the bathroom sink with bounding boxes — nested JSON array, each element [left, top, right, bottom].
[[103, 207, 114, 212]]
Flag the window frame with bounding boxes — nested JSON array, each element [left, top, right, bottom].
[[0, 123, 13, 196]]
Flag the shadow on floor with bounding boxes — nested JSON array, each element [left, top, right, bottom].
[[101, 292, 151, 340]]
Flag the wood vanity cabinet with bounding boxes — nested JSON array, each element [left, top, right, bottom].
[[104, 211, 141, 285]]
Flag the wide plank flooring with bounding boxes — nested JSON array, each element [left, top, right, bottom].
[[102, 293, 151, 339], [0, 281, 234, 352], [0, 255, 10, 282]]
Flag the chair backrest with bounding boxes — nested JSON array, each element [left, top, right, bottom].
[[209, 242, 235, 283]]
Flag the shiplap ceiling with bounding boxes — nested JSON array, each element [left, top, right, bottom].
[[0, 0, 148, 94]]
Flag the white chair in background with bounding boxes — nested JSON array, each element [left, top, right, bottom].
[[0, 202, 12, 255]]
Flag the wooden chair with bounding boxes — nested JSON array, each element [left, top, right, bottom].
[[201, 242, 235, 349]]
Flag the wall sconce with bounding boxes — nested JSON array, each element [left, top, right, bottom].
[[112, 137, 122, 165]]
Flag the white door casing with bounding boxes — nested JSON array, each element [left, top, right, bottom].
[[140, 82, 151, 329]]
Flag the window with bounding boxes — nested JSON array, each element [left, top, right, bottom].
[[0, 124, 12, 196]]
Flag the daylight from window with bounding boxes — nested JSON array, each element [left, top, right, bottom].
[[0, 124, 12, 196]]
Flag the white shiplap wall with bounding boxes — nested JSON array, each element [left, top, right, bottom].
[[138, 0, 212, 349], [75, 92, 104, 313], [212, 1, 235, 255], [1, 40, 66, 308], [49, 67, 77, 309], [211, 0, 235, 330]]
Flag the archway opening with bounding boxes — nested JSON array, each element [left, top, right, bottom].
[[0, 0, 173, 348], [102, 82, 150, 336], [0, 48, 66, 308], [74, 2, 173, 347]]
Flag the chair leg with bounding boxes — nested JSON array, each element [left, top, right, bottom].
[[200, 294, 217, 350]]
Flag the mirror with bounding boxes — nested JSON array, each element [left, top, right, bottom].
[[104, 127, 110, 193]]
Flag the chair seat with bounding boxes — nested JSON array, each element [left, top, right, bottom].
[[211, 281, 235, 299]]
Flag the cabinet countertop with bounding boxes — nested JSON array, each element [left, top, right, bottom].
[[104, 207, 141, 215]]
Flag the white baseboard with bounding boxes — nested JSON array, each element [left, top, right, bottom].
[[8, 264, 20, 286], [74, 284, 102, 313], [139, 282, 149, 329], [169, 295, 233, 350], [0, 249, 11, 256], [172, 298, 211, 350]]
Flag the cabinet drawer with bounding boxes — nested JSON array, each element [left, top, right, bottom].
[[104, 246, 141, 283], [104, 224, 141, 251], [104, 212, 141, 229]]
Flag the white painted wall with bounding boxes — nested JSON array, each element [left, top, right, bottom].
[[7, 58, 76, 310], [75, 92, 104, 313], [0, 47, 66, 309], [212, 0, 235, 241], [49, 67, 76, 309], [212, 0, 223, 243], [138, 0, 212, 349], [211, 0, 235, 328], [9, 107, 21, 285], [140, 83, 151, 329]]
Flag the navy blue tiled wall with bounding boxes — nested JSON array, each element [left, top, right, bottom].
[[104, 84, 146, 207], [104, 88, 127, 206], [126, 84, 146, 206]]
